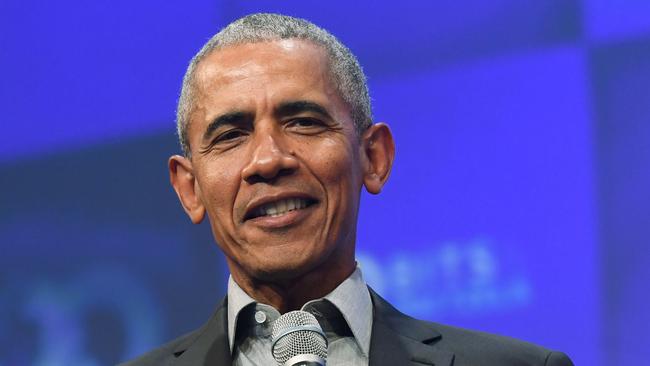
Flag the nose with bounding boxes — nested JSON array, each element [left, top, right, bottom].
[[241, 133, 299, 184]]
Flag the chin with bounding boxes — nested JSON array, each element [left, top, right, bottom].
[[246, 252, 325, 283]]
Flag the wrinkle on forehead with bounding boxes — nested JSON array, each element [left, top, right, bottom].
[[195, 39, 333, 95], [185, 38, 353, 146]]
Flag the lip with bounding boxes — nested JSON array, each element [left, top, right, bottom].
[[245, 202, 317, 229], [242, 192, 319, 223]]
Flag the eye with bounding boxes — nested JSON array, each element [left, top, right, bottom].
[[215, 129, 246, 142], [287, 118, 327, 133], [200, 128, 248, 155], [292, 118, 318, 127]]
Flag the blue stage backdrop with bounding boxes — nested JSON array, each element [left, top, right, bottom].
[[2, 1, 649, 365]]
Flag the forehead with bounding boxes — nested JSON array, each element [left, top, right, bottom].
[[187, 39, 352, 140], [194, 39, 336, 99]]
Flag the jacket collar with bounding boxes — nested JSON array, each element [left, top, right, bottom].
[[368, 288, 455, 366], [169, 288, 454, 366], [171, 297, 232, 365]]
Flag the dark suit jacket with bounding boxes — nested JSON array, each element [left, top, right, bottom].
[[119, 289, 574, 366]]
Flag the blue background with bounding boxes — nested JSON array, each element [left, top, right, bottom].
[[1, 1, 649, 365]]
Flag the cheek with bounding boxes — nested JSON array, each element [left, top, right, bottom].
[[332, 139, 360, 181], [196, 159, 241, 218], [304, 138, 362, 197]]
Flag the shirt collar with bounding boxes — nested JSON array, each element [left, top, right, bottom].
[[226, 266, 373, 356], [305, 266, 373, 356], [227, 275, 256, 352]]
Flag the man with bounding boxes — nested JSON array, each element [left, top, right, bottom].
[[122, 13, 574, 366]]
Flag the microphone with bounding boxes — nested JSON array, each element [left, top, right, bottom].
[[271, 310, 328, 366]]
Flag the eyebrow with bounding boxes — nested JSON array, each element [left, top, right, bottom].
[[201, 100, 332, 142], [274, 100, 333, 120], [202, 111, 252, 142]]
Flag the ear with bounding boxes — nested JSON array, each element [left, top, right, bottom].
[[169, 155, 206, 224], [360, 123, 395, 194]]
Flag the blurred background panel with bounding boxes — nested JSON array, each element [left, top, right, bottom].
[[0, 0, 222, 162], [590, 38, 650, 365], [583, 0, 650, 41], [1, 0, 648, 365]]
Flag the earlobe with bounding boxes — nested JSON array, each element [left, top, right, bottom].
[[361, 123, 395, 194], [169, 155, 206, 224]]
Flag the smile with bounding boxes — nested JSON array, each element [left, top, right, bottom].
[[246, 197, 317, 220]]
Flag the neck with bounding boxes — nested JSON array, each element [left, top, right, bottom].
[[229, 258, 356, 313]]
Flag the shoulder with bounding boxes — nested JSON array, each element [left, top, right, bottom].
[[117, 329, 202, 366], [421, 320, 573, 366], [369, 288, 573, 366]]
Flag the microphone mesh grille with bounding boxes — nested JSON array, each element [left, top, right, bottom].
[[271, 310, 327, 365]]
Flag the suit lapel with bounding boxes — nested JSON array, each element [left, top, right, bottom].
[[369, 289, 454, 366], [172, 297, 232, 366]]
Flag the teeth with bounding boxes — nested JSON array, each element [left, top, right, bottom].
[[257, 198, 309, 218], [277, 200, 287, 214]]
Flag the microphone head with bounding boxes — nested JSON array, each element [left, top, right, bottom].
[[271, 310, 328, 366]]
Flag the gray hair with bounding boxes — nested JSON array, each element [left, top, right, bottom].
[[176, 13, 372, 157]]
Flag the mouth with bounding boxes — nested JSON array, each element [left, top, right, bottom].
[[244, 196, 318, 222]]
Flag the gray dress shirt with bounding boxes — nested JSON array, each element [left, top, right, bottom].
[[227, 267, 372, 366]]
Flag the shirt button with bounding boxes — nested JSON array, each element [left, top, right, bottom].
[[255, 311, 267, 324]]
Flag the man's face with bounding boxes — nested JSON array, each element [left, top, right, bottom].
[[180, 40, 365, 282]]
